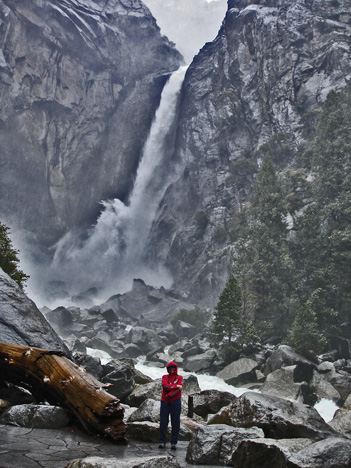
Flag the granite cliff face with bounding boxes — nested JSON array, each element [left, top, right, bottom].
[[149, 0, 351, 307], [0, 0, 182, 246]]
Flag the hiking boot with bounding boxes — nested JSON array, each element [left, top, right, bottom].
[[171, 444, 177, 450], [158, 443, 165, 449]]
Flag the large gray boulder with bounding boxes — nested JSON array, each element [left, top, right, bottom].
[[189, 389, 237, 419], [231, 438, 313, 468], [208, 391, 336, 440], [127, 399, 160, 423], [100, 360, 136, 401], [261, 365, 317, 405], [183, 349, 216, 373], [311, 368, 342, 405], [125, 326, 164, 356], [0, 404, 71, 429], [216, 358, 259, 386], [264, 346, 316, 381], [186, 424, 264, 465], [0, 269, 68, 352], [287, 437, 351, 468], [125, 380, 162, 408]]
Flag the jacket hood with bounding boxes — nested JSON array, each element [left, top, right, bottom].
[[166, 361, 178, 374]]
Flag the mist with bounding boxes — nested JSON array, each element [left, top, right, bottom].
[[143, 0, 227, 63], [17, 0, 228, 308]]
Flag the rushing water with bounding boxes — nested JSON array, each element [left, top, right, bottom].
[[35, 66, 188, 305], [86, 347, 338, 423]]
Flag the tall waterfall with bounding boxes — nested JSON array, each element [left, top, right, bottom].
[[47, 66, 188, 301]]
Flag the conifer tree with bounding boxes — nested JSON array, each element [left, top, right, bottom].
[[235, 154, 293, 336], [0, 222, 29, 288], [212, 276, 242, 346], [285, 292, 327, 355], [292, 85, 351, 329]]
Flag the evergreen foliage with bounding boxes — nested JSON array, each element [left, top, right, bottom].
[[234, 155, 293, 336], [292, 85, 351, 329], [212, 276, 242, 345], [214, 83, 351, 346], [285, 291, 327, 355], [0, 222, 29, 288]]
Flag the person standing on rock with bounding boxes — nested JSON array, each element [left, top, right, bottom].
[[159, 361, 183, 450]]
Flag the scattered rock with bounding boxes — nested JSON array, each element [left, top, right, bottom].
[[186, 424, 264, 465], [0, 404, 71, 429]]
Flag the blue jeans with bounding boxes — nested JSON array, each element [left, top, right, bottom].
[[159, 398, 181, 445]]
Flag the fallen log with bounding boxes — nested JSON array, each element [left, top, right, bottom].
[[0, 342, 126, 442]]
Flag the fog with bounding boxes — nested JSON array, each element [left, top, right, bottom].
[[143, 0, 227, 63]]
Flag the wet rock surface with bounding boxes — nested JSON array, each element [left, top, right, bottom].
[[0, 425, 209, 468]]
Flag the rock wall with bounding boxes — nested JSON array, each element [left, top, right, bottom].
[[0, 268, 68, 350], [149, 0, 351, 307], [0, 0, 182, 246]]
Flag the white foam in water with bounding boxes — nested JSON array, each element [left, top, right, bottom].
[[314, 398, 338, 422], [86, 348, 338, 422]]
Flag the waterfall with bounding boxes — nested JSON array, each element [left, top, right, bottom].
[[49, 66, 188, 300]]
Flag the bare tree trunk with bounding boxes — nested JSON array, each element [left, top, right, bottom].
[[0, 342, 126, 442]]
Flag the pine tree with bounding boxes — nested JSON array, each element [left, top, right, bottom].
[[235, 154, 293, 336], [212, 276, 242, 346], [0, 222, 29, 288], [292, 85, 351, 329], [285, 292, 327, 355]]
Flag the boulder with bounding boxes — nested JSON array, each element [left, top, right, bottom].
[[45, 307, 74, 337], [328, 406, 351, 438], [183, 349, 216, 373], [261, 366, 317, 404], [123, 344, 144, 359], [232, 438, 313, 468], [125, 380, 162, 407], [0, 384, 35, 405], [125, 327, 164, 356], [287, 437, 351, 467], [265, 346, 316, 382], [327, 370, 351, 401], [0, 269, 69, 352], [127, 399, 160, 423], [173, 321, 198, 339], [0, 404, 71, 429], [100, 360, 136, 401], [188, 389, 237, 418], [186, 424, 264, 465], [74, 353, 103, 380], [66, 455, 181, 468], [208, 391, 336, 439], [311, 369, 342, 405], [216, 358, 259, 386]]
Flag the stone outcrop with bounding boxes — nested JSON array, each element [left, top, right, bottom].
[[0, 404, 71, 429], [149, 0, 351, 307], [0, 268, 69, 351], [0, 0, 182, 247], [208, 391, 336, 440], [186, 424, 265, 465]]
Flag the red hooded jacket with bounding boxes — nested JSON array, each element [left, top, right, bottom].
[[161, 361, 183, 403]]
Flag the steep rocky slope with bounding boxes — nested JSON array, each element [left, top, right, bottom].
[[150, 0, 351, 307], [0, 0, 182, 246]]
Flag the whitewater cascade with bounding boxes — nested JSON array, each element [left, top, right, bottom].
[[46, 66, 188, 301]]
